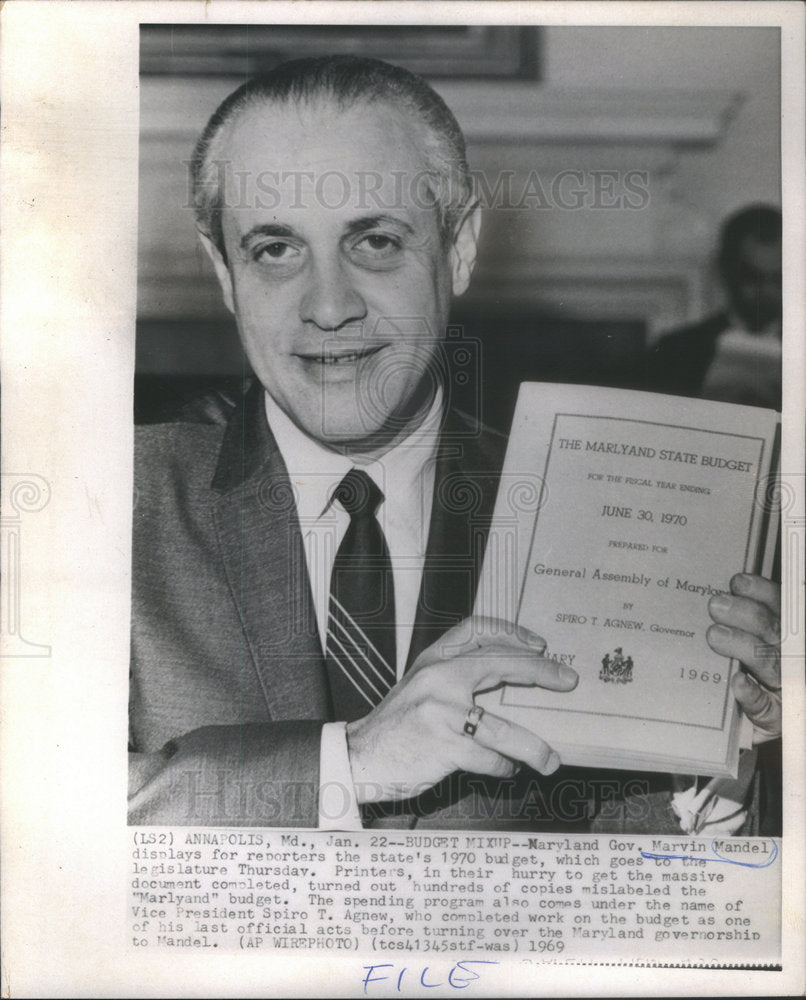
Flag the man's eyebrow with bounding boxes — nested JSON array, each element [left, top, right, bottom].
[[343, 215, 416, 238], [240, 223, 297, 249]]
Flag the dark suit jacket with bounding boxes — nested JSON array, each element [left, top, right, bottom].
[[645, 312, 729, 398], [129, 380, 778, 834], [128, 380, 510, 825]]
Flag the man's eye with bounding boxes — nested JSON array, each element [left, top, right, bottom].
[[356, 233, 401, 254], [257, 242, 298, 261]]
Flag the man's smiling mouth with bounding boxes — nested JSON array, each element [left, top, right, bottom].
[[296, 345, 386, 366]]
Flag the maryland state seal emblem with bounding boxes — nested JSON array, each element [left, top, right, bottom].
[[599, 647, 634, 684]]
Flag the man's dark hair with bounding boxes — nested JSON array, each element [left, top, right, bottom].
[[718, 203, 782, 271], [191, 54, 472, 259]]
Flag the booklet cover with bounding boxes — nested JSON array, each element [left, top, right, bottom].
[[475, 383, 780, 777]]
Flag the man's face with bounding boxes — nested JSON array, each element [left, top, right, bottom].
[[724, 235, 782, 333], [203, 97, 478, 453]]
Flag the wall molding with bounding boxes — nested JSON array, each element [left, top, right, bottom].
[[436, 84, 742, 145], [140, 77, 742, 148]]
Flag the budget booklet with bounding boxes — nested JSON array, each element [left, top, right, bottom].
[[475, 383, 780, 777]]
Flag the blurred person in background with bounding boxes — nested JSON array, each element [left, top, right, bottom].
[[647, 204, 782, 409]]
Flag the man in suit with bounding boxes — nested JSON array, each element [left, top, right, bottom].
[[129, 56, 782, 831], [647, 204, 782, 408]]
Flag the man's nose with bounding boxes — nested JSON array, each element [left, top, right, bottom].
[[299, 259, 367, 330]]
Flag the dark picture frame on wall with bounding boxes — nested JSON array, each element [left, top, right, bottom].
[[139, 24, 540, 79]]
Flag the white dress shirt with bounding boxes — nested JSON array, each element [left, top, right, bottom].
[[701, 317, 782, 408], [263, 390, 442, 827]]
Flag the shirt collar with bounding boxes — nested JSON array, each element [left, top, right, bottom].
[[726, 310, 782, 340], [264, 389, 444, 525]]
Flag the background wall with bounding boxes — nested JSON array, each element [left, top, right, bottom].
[[136, 25, 781, 427], [544, 26, 780, 222]]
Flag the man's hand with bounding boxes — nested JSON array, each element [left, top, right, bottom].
[[345, 616, 578, 804], [707, 573, 781, 742]]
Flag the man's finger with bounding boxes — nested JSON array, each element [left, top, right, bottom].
[[429, 649, 578, 696], [730, 573, 781, 617], [708, 592, 780, 646], [706, 624, 780, 690], [459, 742, 522, 780], [465, 708, 561, 775], [414, 615, 546, 668], [731, 672, 781, 741]]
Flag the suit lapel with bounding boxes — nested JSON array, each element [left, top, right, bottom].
[[211, 382, 331, 721], [406, 409, 507, 669], [209, 388, 506, 714]]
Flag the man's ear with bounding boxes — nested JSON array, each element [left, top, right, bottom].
[[198, 230, 235, 315], [449, 200, 482, 297]]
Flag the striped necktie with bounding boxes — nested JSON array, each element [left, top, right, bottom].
[[325, 468, 397, 721]]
